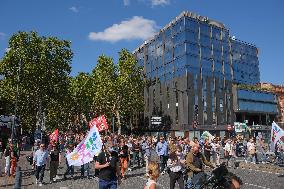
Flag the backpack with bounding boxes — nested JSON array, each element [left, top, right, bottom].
[[148, 149, 160, 163]]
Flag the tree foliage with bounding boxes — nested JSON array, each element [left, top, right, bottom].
[[0, 32, 144, 134], [0, 31, 73, 132], [92, 49, 144, 134]]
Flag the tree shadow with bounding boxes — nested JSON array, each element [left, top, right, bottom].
[[125, 172, 145, 179]]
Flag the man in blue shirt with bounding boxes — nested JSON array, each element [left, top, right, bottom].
[[33, 143, 48, 186], [156, 136, 168, 174]]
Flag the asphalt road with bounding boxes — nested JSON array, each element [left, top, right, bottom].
[[1, 151, 284, 189]]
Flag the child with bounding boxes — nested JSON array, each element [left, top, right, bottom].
[[10, 151, 17, 177], [144, 161, 160, 189]]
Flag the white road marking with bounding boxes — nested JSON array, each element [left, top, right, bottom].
[[244, 183, 271, 189]]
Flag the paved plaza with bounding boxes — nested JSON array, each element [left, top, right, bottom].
[[1, 151, 284, 189]]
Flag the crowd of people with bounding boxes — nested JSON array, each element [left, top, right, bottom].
[[0, 131, 282, 189]]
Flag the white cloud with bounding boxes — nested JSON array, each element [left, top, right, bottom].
[[0, 32, 6, 40], [69, 6, 79, 13], [88, 16, 158, 42], [151, 0, 170, 6], [123, 0, 130, 6]]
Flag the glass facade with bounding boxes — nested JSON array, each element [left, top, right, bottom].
[[237, 89, 278, 113], [231, 40, 260, 85], [134, 11, 265, 130]]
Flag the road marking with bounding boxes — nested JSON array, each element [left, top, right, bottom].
[[239, 167, 280, 175], [244, 183, 271, 189]]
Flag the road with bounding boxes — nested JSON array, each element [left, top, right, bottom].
[[1, 151, 284, 189]]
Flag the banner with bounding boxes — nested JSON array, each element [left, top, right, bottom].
[[201, 131, 215, 142], [49, 129, 58, 143], [271, 122, 284, 151], [67, 124, 103, 166], [89, 115, 108, 132]]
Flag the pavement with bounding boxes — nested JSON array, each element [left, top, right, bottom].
[[1, 151, 284, 189]]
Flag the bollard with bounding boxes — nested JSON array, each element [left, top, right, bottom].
[[14, 166, 22, 189]]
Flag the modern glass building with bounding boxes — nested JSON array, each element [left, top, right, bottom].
[[234, 88, 278, 125], [133, 11, 265, 134], [231, 40, 260, 85]]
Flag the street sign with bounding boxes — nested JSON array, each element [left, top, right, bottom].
[[151, 116, 162, 125]]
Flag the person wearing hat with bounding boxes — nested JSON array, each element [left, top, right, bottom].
[[49, 143, 61, 183]]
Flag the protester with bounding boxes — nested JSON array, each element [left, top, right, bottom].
[[224, 139, 234, 166], [118, 139, 129, 179], [4, 144, 12, 176], [33, 143, 49, 186], [143, 137, 153, 175], [211, 137, 221, 166], [167, 146, 185, 189], [156, 136, 168, 175], [81, 162, 91, 179], [144, 161, 160, 189], [203, 138, 211, 162], [10, 151, 17, 177], [247, 138, 257, 164], [133, 138, 141, 168], [185, 145, 214, 189], [95, 144, 121, 189], [126, 138, 133, 171], [63, 144, 74, 180], [49, 143, 61, 183]]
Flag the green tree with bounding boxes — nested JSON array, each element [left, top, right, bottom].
[[116, 49, 144, 133], [0, 31, 73, 131], [92, 55, 116, 122], [92, 49, 144, 134]]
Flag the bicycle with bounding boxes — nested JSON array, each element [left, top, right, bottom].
[[186, 163, 242, 189]]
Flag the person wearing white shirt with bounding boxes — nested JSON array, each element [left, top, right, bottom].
[[246, 138, 256, 163], [33, 143, 48, 186], [224, 139, 234, 166]]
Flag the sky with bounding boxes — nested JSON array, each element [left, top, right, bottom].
[[0, 0, 283, 85]]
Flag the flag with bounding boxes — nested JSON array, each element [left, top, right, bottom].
[[89, 115, 108, 132], [271, 122, 284, 151], [66, 124, 103, 166], [49, 129, 58, 143], [201, 131, 215, 142]]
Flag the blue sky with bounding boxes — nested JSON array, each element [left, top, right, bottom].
[[0, 0, 283, 85]]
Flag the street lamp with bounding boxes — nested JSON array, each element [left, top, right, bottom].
[[11, 58, 21, 142]]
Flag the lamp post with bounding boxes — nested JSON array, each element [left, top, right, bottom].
[[11, 59, 21, 142]]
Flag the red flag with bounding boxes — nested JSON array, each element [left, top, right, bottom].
[[89, 115, 108, 132], [49, 129, 59, 143]]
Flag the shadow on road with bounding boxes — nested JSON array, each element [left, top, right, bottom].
[[126, 172, 145, 179]]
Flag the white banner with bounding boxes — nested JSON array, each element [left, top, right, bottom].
[[201, 131, 215, 142], [271, 122, 284, 151], [66, 124, 103, 166]]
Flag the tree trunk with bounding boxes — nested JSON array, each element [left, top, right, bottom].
[[129, 116, 133, 132], [115, 110, 122, 135]]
